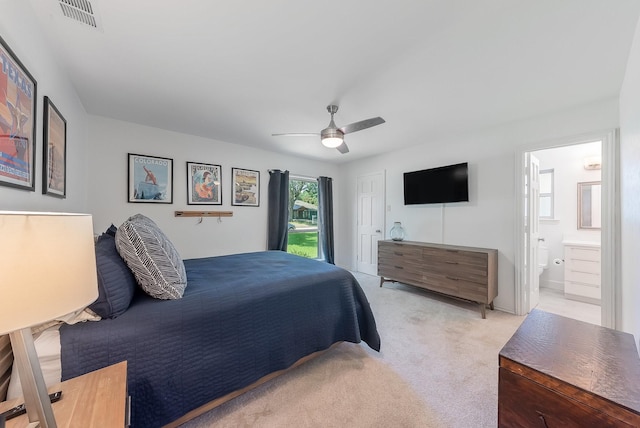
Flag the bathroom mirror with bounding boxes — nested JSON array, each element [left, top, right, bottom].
[[577, 181, 601, 229]]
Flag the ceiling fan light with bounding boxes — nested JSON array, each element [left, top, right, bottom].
[[322, 136, 343, 148], [321, 127, 343, 148]]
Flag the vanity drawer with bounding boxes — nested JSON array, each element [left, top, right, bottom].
[[566, 246, 600, 262], [566, 259, 600, 274], [566, 270, 600, 286], [565, 281, 600, 300]]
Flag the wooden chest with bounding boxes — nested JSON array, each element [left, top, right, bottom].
[[498, 309, 640, 427]]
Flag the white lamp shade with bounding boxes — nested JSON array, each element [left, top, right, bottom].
[[321, 137, 343, 148], [0, 212, 98, 335]]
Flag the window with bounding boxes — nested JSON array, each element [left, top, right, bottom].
[[287, 177, 319, 258], [539, 169, 554, 219]]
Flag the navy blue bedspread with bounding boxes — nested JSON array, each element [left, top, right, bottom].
[[60, 251, 380, 427]]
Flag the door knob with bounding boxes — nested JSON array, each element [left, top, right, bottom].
[[375, 230, 381, 233]]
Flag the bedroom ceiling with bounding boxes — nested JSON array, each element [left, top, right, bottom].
[[26, 0, 640, 164]]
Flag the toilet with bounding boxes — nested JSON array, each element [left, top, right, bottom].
[[538, 242, 549, 275]]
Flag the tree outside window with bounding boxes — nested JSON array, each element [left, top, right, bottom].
[[287, 178, 319, 258]]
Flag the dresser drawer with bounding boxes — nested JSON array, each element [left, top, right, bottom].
[[378, 257, 424, 277], [422, 247, 487, 267], [378, 263, 424, 285], [378, 242, 422, 262], [422, 259, 488, 282], [421, 272, 489, 303], [421, 248, 488, 282]]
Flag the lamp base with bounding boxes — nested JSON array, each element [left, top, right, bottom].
[[9, 328, 57, 428]]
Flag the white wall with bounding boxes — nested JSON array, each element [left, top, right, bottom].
[[3, 0, 636, 327], [0, 1, 90, 213], [619, 16, 640, 342], [337, 98, 619, 314], [87, 115, 338, 259], [536, 142, 601, 291]]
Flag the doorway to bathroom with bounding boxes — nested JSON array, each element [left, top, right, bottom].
[[515, 129, 618, 328], [533, 142, 602, 325]]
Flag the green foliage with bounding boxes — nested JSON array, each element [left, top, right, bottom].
[[289, 179, 318, 219], [287, 231, 318, 259], [300, 182, 318, 205]]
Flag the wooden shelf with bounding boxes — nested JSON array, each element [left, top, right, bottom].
[[175, 211, 233, 218]]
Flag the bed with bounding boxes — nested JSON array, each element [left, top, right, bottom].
[[54, 232, 380, 427]]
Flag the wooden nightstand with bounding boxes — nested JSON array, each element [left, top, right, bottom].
[[0, 361, 128, 428]]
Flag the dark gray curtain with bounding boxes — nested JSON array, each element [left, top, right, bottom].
[[318, 176, 335, 264], [267, 169, 289, 251]]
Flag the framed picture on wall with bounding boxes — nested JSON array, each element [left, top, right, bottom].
[[232, 167, 260, 206], [127, 153, 173, 203], [0, 35, 37, 191], [42, 96, 67, 198], [186, 161, 222, 205]]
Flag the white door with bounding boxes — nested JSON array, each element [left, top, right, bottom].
[[357, 171, 385, 275], [526, 153, 541, 310]]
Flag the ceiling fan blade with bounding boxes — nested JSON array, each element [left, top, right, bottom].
[[336, 141, 349, 154], [272, 133, 320, 137], [339, 117, 385, 134]]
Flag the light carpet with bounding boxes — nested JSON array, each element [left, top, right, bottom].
[[182, 272, 526, 427]]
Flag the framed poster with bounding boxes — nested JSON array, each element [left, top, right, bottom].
[[0, 35, 37, 191], [232, 167, 259, 206], [42, 96, 67, 198], [127, 153, 173, 203], [187, 161, 222, 205]]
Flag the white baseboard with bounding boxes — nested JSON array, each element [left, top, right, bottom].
[[540, 279, 563, 292]]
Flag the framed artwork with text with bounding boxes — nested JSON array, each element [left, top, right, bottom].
[[127, 153, 173, 203], [0, 35, 37, 191], [187, 161, 222, 205]]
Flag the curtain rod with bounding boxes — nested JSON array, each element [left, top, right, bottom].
[[290, 173, 318, 181], [267, 171, 332, 181]]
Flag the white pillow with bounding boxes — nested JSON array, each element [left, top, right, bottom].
[[6, 309, 101, 400], [7, 327, 62, 400], [115, 214, 187, 299]]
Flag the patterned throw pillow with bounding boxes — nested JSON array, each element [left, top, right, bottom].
[[115, 214, 187, 299]]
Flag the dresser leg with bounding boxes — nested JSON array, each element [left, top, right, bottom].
[[490, 301, 494, 311], [480, 303, 486, 319], [379, 277, 385, 287]]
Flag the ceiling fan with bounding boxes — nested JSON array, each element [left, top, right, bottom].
[[272, 105, 385, 154]]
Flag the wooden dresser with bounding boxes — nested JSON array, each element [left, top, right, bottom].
[[498, 309, 640, 427], [377, 240, 498, 318]]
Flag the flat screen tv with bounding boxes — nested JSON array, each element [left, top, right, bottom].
[[404, 162, 469, 205]]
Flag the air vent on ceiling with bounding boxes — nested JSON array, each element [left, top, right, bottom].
[[58, 0, 103, 30]]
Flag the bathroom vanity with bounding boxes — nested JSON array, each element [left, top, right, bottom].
[[563, 240, 601, 304]]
